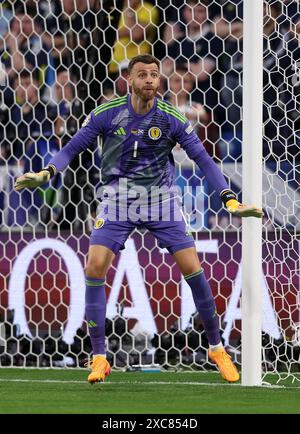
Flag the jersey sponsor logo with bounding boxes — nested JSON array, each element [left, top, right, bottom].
[[82, 114, 91, 127], [114, 127, 126, 136], [131, 128, 144, 136], [94, 217, 105, 229], [185, 124, 193, 134], [148, 126, 162, 140]]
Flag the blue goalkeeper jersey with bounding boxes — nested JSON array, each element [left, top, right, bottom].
[[49, 95, 228, 199]]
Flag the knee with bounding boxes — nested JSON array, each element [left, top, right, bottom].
[[85, 258, 106, 278]]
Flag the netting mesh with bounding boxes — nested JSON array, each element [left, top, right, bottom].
[[0, 0, 299, 381]]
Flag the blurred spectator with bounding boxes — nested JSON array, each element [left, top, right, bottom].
[[216, 35, 242, 163], [41, 0, 100, 69], [100, 61, 130, 102], [166, 65, 209, 131], [2, 9, 55, 97], [160, 1, 237, 229], [162, 0, 226, 114], [0, 1, 13, 37], [215, 0, 299, 217], [109, 0, 159, 76], [50, 66, 83, 140], [215, 0, 298, 167], [273, 0, 299, 32], [162, 1, 215, 82], [263, 1, 299, 163], [2, 13, 30, 78], [99, 86, 118, 104], [115, 62, 130, 97], [8, 70, 55, 164], [208, 0, 243, 40], [13, 70, 59, 225], [40, 0, 105, 113], [261, 1, 300, 199], [207, 0, 243, 21], [1, 70, 59, 226]]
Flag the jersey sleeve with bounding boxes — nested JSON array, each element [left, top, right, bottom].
[[48, 110, 105, 172], [173, 118, 229, 195]]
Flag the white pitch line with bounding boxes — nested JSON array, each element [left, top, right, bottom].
[[0, 378, 295, 389], [0, 378, 86, 384]]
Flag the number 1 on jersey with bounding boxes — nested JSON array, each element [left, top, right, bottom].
[[133, 140, 138, 158]]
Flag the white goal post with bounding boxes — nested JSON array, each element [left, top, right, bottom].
[[242, 0, 263, 386]]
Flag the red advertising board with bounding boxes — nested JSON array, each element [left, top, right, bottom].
[[0, 231, 299, 343]]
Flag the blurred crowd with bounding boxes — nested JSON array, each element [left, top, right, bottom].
[[0, 0, 299, 230]]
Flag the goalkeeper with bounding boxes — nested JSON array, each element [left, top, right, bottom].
[[15, 54, 263, 384]]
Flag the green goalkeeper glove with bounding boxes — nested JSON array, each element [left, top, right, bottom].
[[14, 165, 56, 191], [221, 190, 264, 218]]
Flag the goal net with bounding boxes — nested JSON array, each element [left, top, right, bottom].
[[0, 0, 299, 383]]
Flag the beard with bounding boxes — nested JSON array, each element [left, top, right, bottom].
[[131, 82, 158, 101]]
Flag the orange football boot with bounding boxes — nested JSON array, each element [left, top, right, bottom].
[[86, 355, 111, 384], [208, 348, 240, 383]]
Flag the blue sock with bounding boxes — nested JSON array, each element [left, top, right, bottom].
[[85, 276, 106, 355], [185, 269, 221, 346]]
